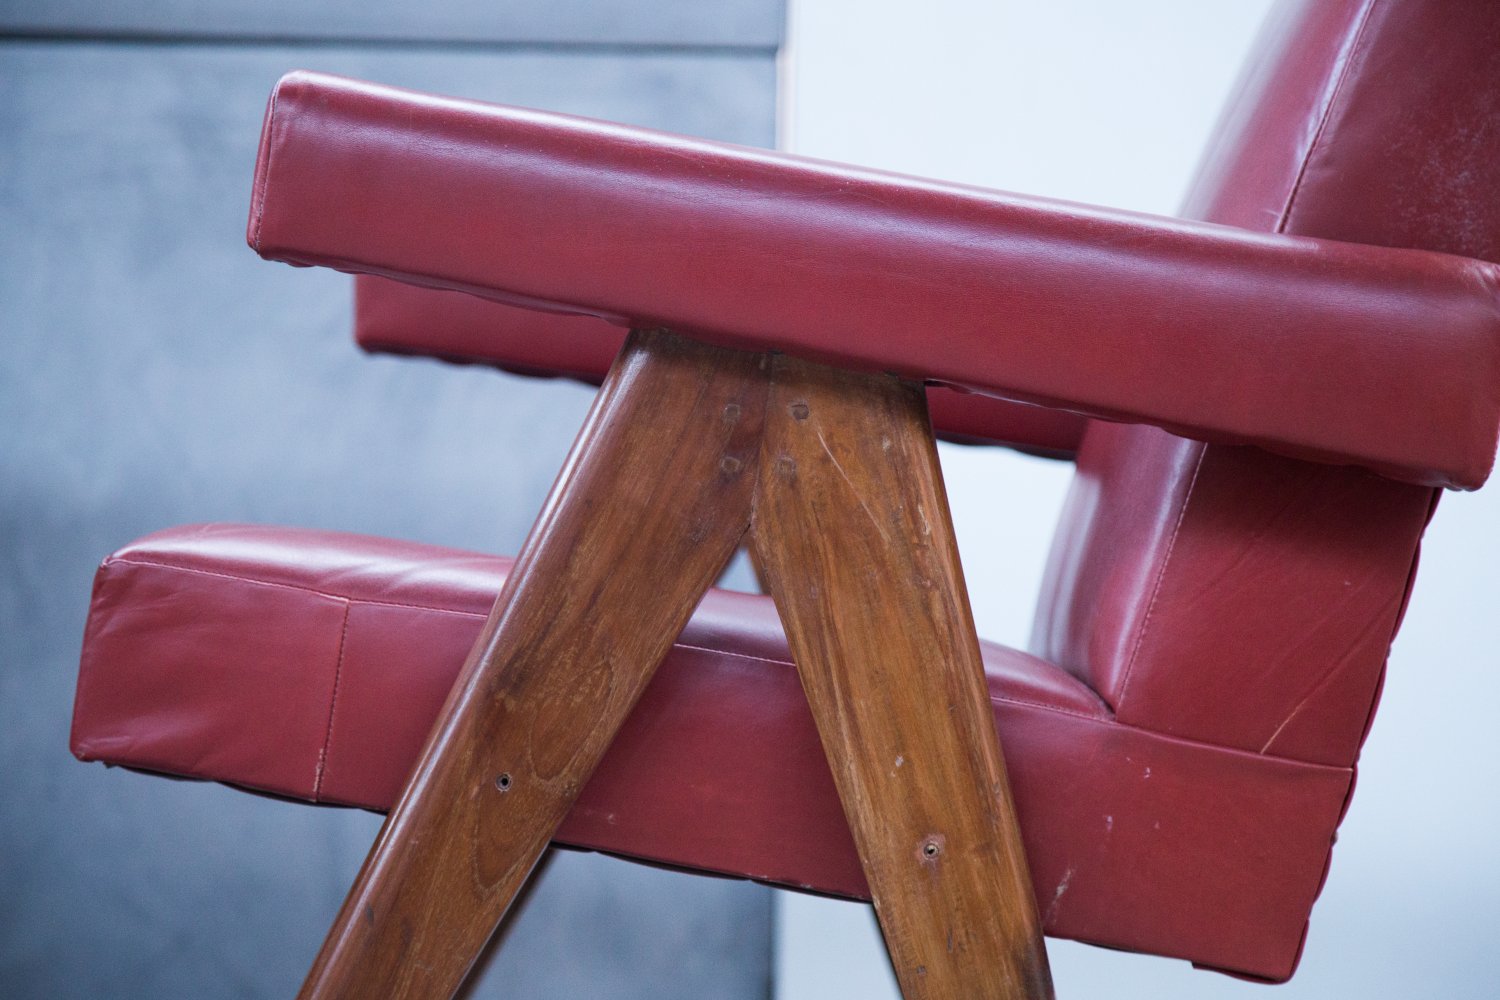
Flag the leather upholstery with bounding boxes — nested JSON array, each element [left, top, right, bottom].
[[354, 276, 1089, 458], [248, 70, 1500, 490], [355, 0, 1500, 466], [69, 0, 1500, 986], [1036, 0, 1500, 770], [1186, 0, 1500, 265], [74, 524, 1352, 982], [1034, 424, 1436, 766]]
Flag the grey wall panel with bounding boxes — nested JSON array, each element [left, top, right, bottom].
[[0, 40, 772, 1000], [0, 0, 786, 48]]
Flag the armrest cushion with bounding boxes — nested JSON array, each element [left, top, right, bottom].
[[251, 72, 1500, 489]]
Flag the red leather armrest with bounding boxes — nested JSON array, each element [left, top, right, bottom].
[[250, 71, 1500, 489]]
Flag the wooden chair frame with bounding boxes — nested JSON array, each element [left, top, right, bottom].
[[296, 329, 1054, 999]]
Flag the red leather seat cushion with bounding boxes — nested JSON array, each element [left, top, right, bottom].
[[74, 524, 1353, 982]]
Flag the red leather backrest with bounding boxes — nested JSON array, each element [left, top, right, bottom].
[[1032, 0, 1500, 766]]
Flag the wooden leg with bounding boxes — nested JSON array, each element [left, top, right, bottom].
[[297, 330, 767, 999], [297, 331, 1048, 999], [751, 354, 1054, 999], [451, 849, 554, 1000]]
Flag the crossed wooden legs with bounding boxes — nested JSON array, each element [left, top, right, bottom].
[[297, 330, 1053, 1000]]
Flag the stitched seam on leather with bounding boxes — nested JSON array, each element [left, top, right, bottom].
[[671, 640, 1112, 722], [107, 556, 494, 616], [1100, 714, 1350, 772], [1114, 445, 1206, 716], [95, 710, 1349, 823], [312, 600, 352, 802], [84, 658, 1336, 787], [251, 82, 282, 253], [108, 557, 1118, 724], [988, 694, 1109, 724], [1288, 762, 1361, 983], [105, 557, 1114, 722], [71, 565, 120, 756], [1277, 0, 1379, 233]]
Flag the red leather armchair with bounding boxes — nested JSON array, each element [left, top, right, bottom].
[[72, 1, 1500, 995]]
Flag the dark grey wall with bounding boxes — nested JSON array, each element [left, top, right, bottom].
[[0, 0, 783, 47], [0, 5, 781, 997]]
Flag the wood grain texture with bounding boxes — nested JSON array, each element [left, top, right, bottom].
[[751, 354, 1054, 999], [298, 331, 1049, 1000], [297, 330, 768, 1000]]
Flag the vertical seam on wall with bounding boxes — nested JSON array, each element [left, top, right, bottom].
[[1276, 0, 1379, 233], [313, 598, 352, 802], [1114, 445, 1206, 716]]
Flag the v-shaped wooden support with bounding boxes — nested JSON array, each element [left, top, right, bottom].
[[297, 330, 1053, 1000]]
